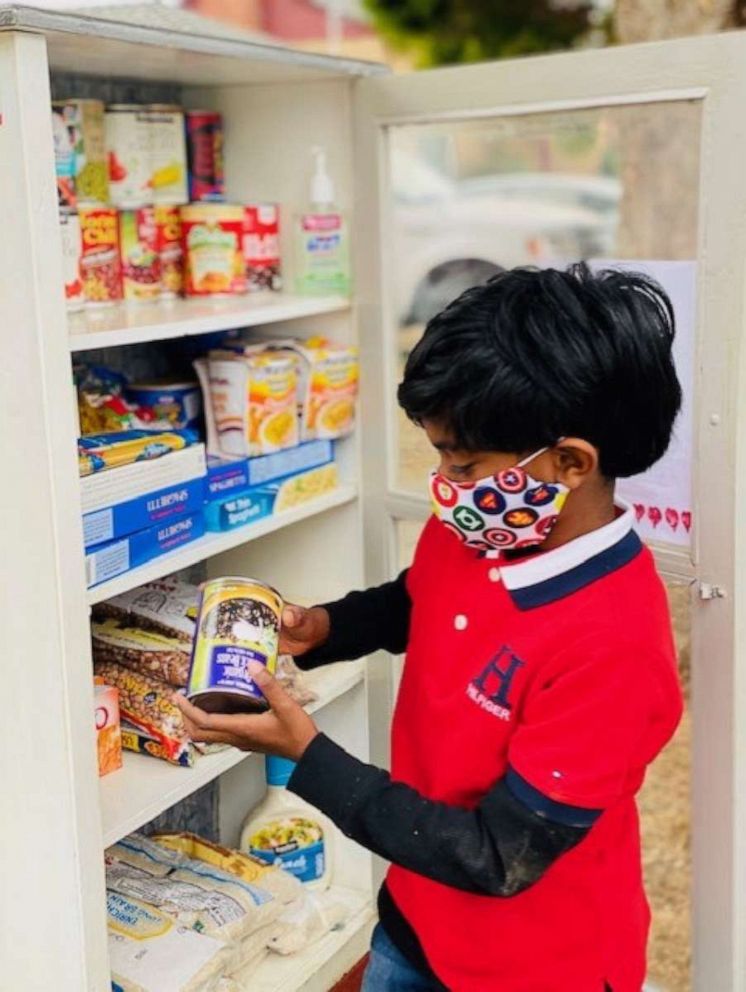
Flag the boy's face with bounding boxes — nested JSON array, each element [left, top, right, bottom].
[[423, 419, 533, 483]]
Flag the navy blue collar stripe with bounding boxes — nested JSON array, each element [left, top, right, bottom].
[[508, 530, 643, 611]]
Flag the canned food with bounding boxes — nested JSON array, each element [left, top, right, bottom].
[[59, 211, 84, 312], [65, 99, 108, 205], [106, 104, 152, 208], [147, 105, 188, 205], [243, 204, 282, 292], [186, 110, 224, 202], [119, 207, 161, 304], [181, 203, 246, 297], [127, 379, 202, 430], [154, 205, 183, 299], [79, 206, 123, 307], [52, 102, 76, 210], [187, 578, 282, 713]]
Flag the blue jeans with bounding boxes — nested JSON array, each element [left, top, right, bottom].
[[361, 924, 441, 992]]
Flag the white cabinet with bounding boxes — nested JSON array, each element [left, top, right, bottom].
[[3, 7, 746, 989]]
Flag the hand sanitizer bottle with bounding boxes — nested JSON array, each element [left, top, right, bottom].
[[295, 147, 350, 296]]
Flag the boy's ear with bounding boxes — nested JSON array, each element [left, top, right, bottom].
[[553, 438, 599, 489]]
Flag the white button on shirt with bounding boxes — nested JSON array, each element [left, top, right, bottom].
[[454, 614, 468, 631], [488, 567, 501, 583]]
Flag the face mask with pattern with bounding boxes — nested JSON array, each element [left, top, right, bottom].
[[429, 448, 569, 552]]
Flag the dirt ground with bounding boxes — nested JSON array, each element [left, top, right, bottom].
[[395, 334, 692, 990]]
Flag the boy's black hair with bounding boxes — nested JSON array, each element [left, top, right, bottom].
[[398, 263, 682, 478]]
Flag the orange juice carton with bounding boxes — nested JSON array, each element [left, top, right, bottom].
[[94, 682, 123, 776], [278, 337, 358, 440], [200, 346, 299, 458]]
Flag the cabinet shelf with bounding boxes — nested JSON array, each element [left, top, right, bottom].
[[100, 660, 366, 847], [87, 484, 358, 606], [233, 886, 375, 992], [69, 293, 350, 352]]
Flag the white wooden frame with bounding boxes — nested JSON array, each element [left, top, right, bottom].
[[354, 35, 746, 991]]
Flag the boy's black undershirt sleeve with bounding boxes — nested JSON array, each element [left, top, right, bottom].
[[289, 734, 590, 896], [294, 570, 411, 670]]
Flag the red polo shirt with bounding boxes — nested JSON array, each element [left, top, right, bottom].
[[387, 505, 682, 991]]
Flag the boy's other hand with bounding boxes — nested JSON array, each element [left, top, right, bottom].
[[174, 662, 319, 761], [279, 604, 330, 656]]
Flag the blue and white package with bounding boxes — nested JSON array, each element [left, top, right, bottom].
[[206, 455, 250, 500], [85, 513, 205, 588], [245, 439, 332, 487], [83, 477, 205, 549]]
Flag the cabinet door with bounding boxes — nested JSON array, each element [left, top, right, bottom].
[[354, 35, 746, 992]]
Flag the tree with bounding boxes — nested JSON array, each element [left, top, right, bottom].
[[363, 0, 597, 67]]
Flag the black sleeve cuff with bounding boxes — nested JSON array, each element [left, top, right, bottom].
[[287, 733, 386, 833]]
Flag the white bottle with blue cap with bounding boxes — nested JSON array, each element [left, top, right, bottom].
[[239, 755, 333, 891]]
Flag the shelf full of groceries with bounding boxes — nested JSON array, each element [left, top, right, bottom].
[[54, 97, 349, 313], [78, 332, 358, 589]]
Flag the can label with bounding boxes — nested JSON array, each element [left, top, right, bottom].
[[188, 579, 282, 706], [67, 99, 108, 205], [182, 205, 246, 296], [249, 822, 326, 883], [243, 204, 282, 292], [154, 205, 183, 298], [106, 108, 153, 208], [79, 207, 123, 306], [147, 107, 188, 205], [60, 212, 84, 312], [52, 103, 76, 210], [120, 207, 161, 303], [186, 111, 224, 202]]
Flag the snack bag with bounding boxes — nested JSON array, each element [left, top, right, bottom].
[[91, 618, 191, 687], [92, 577, 199, 644], [94, 683, 123, 776]]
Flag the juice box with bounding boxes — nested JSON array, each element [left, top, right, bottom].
[[278, 337, 359, 440], [205, 348, 298, 458], [94, 683, 123, 776]]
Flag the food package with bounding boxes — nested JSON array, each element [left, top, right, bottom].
[[91, 618, 191, 687], [152, 832, 301, 906], [267, 890, 349, 956], [93, 660, 191, 764], [94, 683, 123, 776], [276, 337, 358, 440], [276, 654, 318, 708], [120, 720, 195, 767], [93, 578, 199, 644], [199, 348, 298, 458], [107, 834, 295, 976], [107, 890, 230, 992], [78, 428, 199, 477]]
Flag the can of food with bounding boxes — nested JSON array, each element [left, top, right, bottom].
[[187, 577, 283, 713], [154, 204, 183, 299], [181, 203, 246, 296], [60, 211, 84, 312], [65, 99, 109, 206], [186, 110, 224, 202], [147, 104, 188, 206], [52, 102, 77, 211], [127, 379, 202, 430], [119, 206, 161, 304], [79, 206, 123, 307], [243, 204, 282, 292], [105, 104, 153, 209]]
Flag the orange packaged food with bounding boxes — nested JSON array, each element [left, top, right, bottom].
[[155, 204, 183, 299], [79, 206, 123, 307], [94, 683, 123, 776]]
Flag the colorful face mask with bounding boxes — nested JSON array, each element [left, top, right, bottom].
[[429, 449, 569, 552]]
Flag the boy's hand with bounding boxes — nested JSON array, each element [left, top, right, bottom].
[[174, 662, 319, 761], [279, 604, 330, 657]]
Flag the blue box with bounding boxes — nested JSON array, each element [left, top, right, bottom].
[[206, 455, 250, 500], [246, 439, 333, 488], [83, 477, 205, 550], [86, 513, 205, 588]]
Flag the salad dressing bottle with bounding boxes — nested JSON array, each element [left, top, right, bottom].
[[239, 755, 333, 891]]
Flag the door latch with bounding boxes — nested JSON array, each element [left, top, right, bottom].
[[699, 583, 727, 600]]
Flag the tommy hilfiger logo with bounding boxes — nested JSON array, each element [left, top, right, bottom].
[[466, 645, 525, 721]]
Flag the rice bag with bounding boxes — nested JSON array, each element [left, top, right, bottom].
[[93, 578, 199, 644], [107, 891, 229, 992], [93, 660, 191, 764], [92, 617, 191, 687]]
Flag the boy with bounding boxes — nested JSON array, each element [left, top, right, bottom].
[[177, 263, 684, 992]]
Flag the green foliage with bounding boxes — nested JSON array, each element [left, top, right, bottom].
[[364, 0, 597, 66]]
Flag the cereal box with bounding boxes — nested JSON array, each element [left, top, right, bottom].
[[94, 683, 123, 776]]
